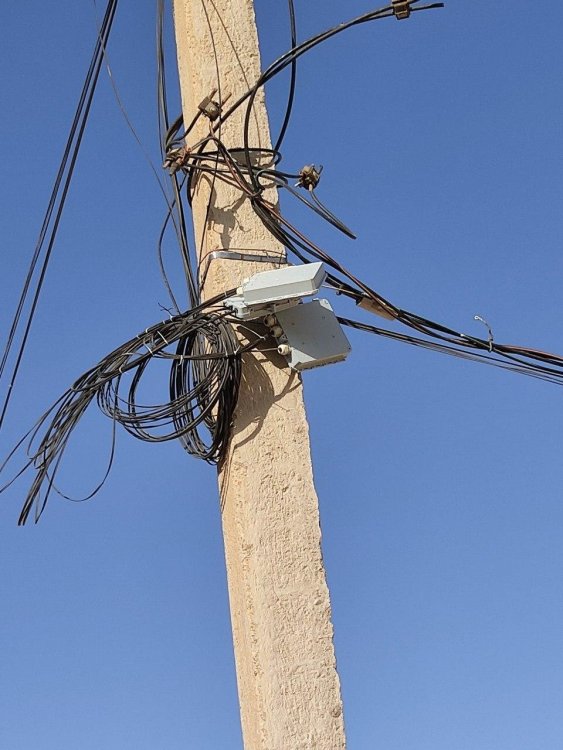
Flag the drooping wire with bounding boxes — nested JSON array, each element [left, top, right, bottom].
[[12, 0, 528, 527], [0, 289, 253, 524], [15, 0, 563, 522], [338, 316, 563, 386], [196, 0, 227, 283], [163, 0, 563, 390], [273, 0, 297, 153], [92, 0, 201, 314], [157, 0, 200, 307], [0, 0, 119, 433]]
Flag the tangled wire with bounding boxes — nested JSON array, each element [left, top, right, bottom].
[[17, 1, 563, 526], [1, 291, 268, 524]]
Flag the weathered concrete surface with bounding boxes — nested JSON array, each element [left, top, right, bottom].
[[173, 2, 346, 747]]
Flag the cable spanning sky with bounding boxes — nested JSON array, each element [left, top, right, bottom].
[[1, 2, 563, 748]]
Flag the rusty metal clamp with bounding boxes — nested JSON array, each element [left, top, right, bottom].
[[198, 89, 232, 121], [392, 0, 411, 19]]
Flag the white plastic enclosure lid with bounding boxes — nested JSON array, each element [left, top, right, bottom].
[[241, 262, 326, 307]]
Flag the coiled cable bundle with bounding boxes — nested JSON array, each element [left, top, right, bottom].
[[3, 291, 251, 524]]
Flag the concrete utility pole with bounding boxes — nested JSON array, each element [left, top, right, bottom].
[[173, 1, 346, 748]]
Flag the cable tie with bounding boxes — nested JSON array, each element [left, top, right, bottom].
[[156, 331, 169, 346]]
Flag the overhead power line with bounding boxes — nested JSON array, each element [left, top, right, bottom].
[[0, 0, 119, 433], [7, 0, 563, 524]]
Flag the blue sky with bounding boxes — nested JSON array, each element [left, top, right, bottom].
[[1, 1, 563, 748]]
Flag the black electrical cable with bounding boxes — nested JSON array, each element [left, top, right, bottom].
[[197, 0, 227, 277], [238, 2, 444, 190], [24, 0, 553, 528], [92, 0, 203, 316], [0, 0, 119, 433], [222, 5, 398, 138], [240, 5, 397, 189], [276, 180, 356, 239], [10, 0, 563, 529], [273, 0, 297, 153], [156, 180, 188, 314], [157, 0, 200, 307], [95, 0, 198, 314], [1, 289, 254, 524], [161, 3, 563, 387], [338, 316, 563, 386]]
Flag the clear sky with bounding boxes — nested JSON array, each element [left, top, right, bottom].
[[1, 2, 563, 748]]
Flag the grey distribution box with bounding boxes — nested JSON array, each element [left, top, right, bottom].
[[275, 299, 351, 371]]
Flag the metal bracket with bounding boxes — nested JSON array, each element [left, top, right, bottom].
[[198, 89, 232, 121], [199, 249, 286, 289], [297, 164, 323, 190], [392, 0, 411, 19], [163, 146, 190, 175]]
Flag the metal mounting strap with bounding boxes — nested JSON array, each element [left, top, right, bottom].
[[199, 249, 287, 289]]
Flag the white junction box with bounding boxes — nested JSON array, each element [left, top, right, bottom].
[[242, 262, 325, 307], [226, 262, 327, 319], [275, 299, 351, 371], [224, 262, 351, 371]]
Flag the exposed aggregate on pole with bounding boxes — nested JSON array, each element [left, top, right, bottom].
[[173, 1, 346, 747]]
